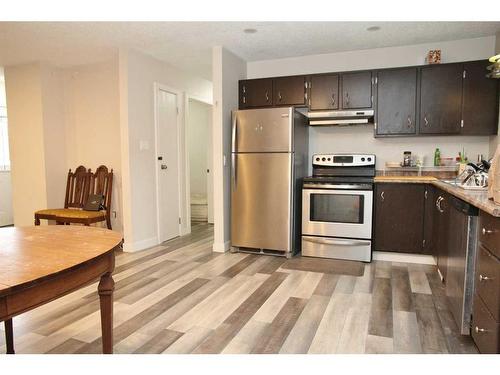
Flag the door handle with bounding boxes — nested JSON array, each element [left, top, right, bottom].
[[232, 154, 237, 190], [161, 164, 168, 170]]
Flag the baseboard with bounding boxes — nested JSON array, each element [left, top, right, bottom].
[[372, 251, 436, 265], [212, 240, 231, 253], [122, 236, 158, 253]]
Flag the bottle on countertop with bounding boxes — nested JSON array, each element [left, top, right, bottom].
[[434, 148, 441, 167]]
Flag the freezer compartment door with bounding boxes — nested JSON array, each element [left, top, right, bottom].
[[232, 107, 293, 153], [231, 153, 292, 252]]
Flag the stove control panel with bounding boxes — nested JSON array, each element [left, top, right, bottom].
[[312, 154, 376, 167]]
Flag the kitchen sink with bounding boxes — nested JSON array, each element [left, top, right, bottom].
[[441, 179, 488, 191]]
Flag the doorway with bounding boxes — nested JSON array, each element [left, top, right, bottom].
[[155, 85, 181, 243], [0, 67, 13, 228], [187, 98, 213, 224]]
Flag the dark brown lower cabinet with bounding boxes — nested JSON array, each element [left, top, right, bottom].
[[433, 189, 450, 281], [374, 183, 426, 253]]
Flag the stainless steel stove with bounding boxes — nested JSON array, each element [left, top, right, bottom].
[[301, 153, 376, 262]]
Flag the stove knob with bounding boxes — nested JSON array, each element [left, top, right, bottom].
[[322, 157, 326, 161], [316, 157, 320, 161], [367, 157, 372, 162], [327, 157, 331, 161], [361, 157, 365, 162]]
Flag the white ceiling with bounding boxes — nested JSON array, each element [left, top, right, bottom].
[[0, 22, 499, 80]]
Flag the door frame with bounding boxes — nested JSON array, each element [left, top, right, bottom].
[[153, 83, 184, 244], [184, 94, 214, 227]]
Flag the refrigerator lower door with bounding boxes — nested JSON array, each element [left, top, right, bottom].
[[231, 152, 292, 253]]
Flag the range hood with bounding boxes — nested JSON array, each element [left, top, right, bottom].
[[307, 110, 374, 126]]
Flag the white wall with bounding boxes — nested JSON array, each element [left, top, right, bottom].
[[247, 36, 497, 168], [187, 98, 211, 199], [62, 57, 122, 231], [5, 63, 50, 226], [120, 48, 212, 252], [0, 171, 13, 226], [212, 46, 247, 252]]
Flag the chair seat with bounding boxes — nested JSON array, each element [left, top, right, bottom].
[[35, 208, 105, 220]]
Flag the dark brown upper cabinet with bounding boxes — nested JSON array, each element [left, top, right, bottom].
[[309, 74, 339, 110], [419, 64, 463, 135], [461, 60, 500, 135], [341, 71, 373, 109], [273, 76, 307, 106], [375, 68, 417, 136], [239, 78, 273, 108]]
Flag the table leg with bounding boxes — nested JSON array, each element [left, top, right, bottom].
[[5, 318, 14, 354], [98, 272, 114, 354]]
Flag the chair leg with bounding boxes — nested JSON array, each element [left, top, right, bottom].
[[5, 318, 14, 354], [106, 216, 112, 230], [34, 216, 40, 226]]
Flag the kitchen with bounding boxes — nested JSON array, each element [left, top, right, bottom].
[[231, 49, 500, 353]]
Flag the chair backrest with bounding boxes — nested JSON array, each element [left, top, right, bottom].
[[64, 166, 92, 209], [90, 165, 113, 212]]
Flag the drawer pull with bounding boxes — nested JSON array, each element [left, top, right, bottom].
[[475, 326, 488, 333], [479, 274, 492, 281], [482, 228, 494, 235]]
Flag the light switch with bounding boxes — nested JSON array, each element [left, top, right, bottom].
[[139, 140, 149, 151]]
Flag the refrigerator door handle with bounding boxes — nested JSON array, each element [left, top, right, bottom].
[[232, 154, 237, 190], [231, 112, 237, 153]]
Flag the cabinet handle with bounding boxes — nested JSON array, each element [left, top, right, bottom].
[[242, 96, 246, 104], [345, 92, 349, 106], [424, 116, 429, 127], [436, 196, 444, 213], [424, 190, 428, 199], [380, 191, 385, 202], [475, 326, 488, 333], [331, 93, 336, 106], [479, 274, 492, 281], [407, 116, 412, 128], [278, 91, 282, 102], [242, 85, 246, 94], [482, 228, 494, 235], [265, 91, 269, 102]]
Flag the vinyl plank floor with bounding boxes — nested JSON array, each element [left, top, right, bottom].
[[4, 223, 476, 354]]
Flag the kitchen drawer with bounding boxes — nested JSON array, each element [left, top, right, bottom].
[[476, 244, 500, 321], [479, 211, 500, 258], [472, 293, 500, 353]]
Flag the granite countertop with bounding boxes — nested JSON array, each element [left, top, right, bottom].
[[374, 176, 500, 217]]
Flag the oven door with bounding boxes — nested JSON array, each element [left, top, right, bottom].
[[302, 187, 373, 239]]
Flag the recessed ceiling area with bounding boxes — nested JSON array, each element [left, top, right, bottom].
[[0, 21, 499, 80]]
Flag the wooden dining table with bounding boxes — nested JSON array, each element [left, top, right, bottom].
[[0, 225, 122, 354]]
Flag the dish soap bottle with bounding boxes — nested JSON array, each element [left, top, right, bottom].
[[434, 148, 441, 167]]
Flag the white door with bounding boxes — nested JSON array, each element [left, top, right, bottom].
[[156, 88, 180, 243], [206, 105, 214, 224]]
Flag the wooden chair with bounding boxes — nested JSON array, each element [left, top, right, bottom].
[[34, 165, 114, 229]]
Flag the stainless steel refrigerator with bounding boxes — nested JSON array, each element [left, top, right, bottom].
[[231, 107, 308, 257]]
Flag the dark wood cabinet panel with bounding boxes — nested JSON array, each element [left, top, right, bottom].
[[239, 78, 273, 108], [476, 244, 500, 322], [461, 61, 499, 135], [375, 68, 417, 135], [422, 185, 435, 255], [433, 190, 450, 282], [374, 183, 425, 253], [341, 71, 373, 109], [472, 293, 500, 354], [309, 74, 339, 110], [273, 76, 306, 106], [419, 64, 463, 134]]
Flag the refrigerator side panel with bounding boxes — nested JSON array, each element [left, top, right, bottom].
[[232, 107, 293, 153], [231, 153, 292, 252]]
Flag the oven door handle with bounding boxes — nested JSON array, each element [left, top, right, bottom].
[[302, 183, 373, 190], [302, 236, 371, 247]]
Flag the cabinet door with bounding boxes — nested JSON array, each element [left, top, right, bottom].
[[433, 191, 450, 281], [341, 71, 373, 109], [239, 79, 273, 108], [309, 74, 339, 110], [273, 76, 306, 106], [461, 61, 499, 135], [375, 184, 425, 253], [422, 185, 435, 255], [419, 64, 463, 134], [376, 68, 417, 135]]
